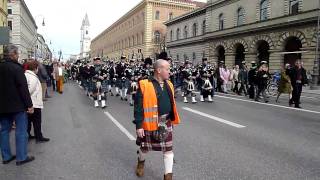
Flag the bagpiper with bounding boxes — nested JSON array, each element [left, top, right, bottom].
[[199, 58, 214, 102], [181, 61, 197, 103], [92, 57, 108, 108]]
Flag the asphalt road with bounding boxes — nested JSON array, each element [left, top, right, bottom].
[[0, 82, 319, 180]]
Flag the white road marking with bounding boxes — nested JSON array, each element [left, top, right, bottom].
[[182, 107, 246, 128], [214, 95, 320, 114], [215, 92, 318, 100], [104, 111, 136, 141]]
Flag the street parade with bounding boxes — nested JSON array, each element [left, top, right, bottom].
[[1, 0, 320, 179]]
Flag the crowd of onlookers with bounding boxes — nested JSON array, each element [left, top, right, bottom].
[[0, 45, 65, 166]]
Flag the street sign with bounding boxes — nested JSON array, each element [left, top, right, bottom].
[[0, 27, 10, 45]]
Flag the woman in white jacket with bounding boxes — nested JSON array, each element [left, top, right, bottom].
[[25, 60, 50, 143]]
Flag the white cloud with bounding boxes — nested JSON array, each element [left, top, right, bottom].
[[24, 0, 207, 58]]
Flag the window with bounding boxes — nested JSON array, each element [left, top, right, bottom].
[[154, 31, 161, 44], [176, 28, 180, 40], [184, 54, 188, 61], [176, 54, 180, 61], [219, 14, 224, 30], [237, 7, 244, 26], [192, 23, 198, 37], [289, 0, 299, 15], [86, 30, 88, 35], [8, 20, 12, 30], [155, 11, 160, 20], [8, 9, 12, 14], [260, 0, 268, 21], [192, 52, 196, 62], [170, 30, 173, 41], [202, 20, 206, 34], [184, 26, 188, 39], [169, 12, 173, 20]]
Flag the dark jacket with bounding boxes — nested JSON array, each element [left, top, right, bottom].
[[288, 67, 308, 85], [0, 59, 33, 114], [37, 63, 49, 83]]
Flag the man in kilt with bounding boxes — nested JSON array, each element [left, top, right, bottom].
[[181, 61, 197, 104], [199, 58, 214, 102], [91, 57, 108, 108], [133, 59, 180, 180]]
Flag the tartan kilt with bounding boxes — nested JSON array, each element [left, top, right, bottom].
[[101, 80, 109, 92], [88, 80, 96, 92], [137, 121, 173, 153]]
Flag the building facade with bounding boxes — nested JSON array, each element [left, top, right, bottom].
[[166, 0, 319, 74], [80, 13, 90, 59], [0, 0, 8, 56], [36, 34, 51, 61], [165, 7, 207, 64], [90, 0, 205, 60], [8, 0, 38, 61]]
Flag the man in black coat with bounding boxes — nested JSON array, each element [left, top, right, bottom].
[[289, 60, 308, 108], [0, 45, 35, 166]]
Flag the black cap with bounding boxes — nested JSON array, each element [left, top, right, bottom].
[[93, 57, 101, 61], [159, 51, 168, 60]]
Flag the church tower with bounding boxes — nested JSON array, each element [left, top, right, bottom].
[[80, 13, 90, 59]]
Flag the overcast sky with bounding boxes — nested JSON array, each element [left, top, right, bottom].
[[24, 0, 207, 58]]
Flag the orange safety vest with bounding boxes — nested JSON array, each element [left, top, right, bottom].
[[139, 79, 180, 131]]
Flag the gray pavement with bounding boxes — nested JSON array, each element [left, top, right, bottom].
[[0, 82, 319, 180]]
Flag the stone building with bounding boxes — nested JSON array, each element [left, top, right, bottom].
[[80, 13, 91, 59], [166, 0, 319, 74], [0, 0, 8, 55], [90, 0, 205, 61], [7, 0, 38, 60]]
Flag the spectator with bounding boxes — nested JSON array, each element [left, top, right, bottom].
[[25, 60, 50, 143], [219, 65, 230, 93], [288, 60, 308, 108], [37, 60, 49, 101], [276, 64, 292, 103], [0, 45, 35, 166], [54, 62, 64, 94]]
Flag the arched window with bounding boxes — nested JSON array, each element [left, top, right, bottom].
[[192, 52, 196, 62], [237, 7, 245, 26], [219, 13, 224, 30], [155, 11, 160, 20], [169, 12, 174, 20], [184, 26, 188, 39], [202, 20, 206, 34], [170, 30, 173, 41], [176, 28, 180, 40], [260, 0, 268, 21], [154, 31, 161, 44], [289, 0, 299, 15], [192, 23, 198, 37]]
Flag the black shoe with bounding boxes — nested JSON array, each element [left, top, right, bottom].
[[265, 100, 269, 103], [110, 93, 114, 96], [16, 156, 35, 166], [130, 103, 134, 106], [120, 97, 123, 101], [28, 135, 35, 140], [124, 98, 128, 101], [36, 137, 50, 144], [3, 155, 16, 164], [116, 94, 120, 97]]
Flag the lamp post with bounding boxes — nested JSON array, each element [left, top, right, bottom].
[[311, 0, 320, 89]]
